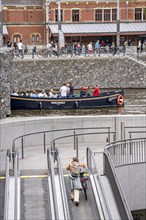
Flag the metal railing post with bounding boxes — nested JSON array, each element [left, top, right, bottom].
[[21, 137, 24, 159], [108, 128, 110, 143], [74, 130, 76, 150], [12, 143, 15, 170], [76, 136, 78, 158], [43, 133, 46, 153]]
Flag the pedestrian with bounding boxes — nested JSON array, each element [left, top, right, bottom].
[[24, 43, 28, 55], [7, 38, 12, 47], [32, 45, 37, 58], [17, 40, 23, 58], [87, 42, 93, 54], [95, 40, 100, 56], [66, 157, 86, 206]]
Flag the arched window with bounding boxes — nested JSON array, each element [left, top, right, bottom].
[[13, 33, 21, 43], [31, 33, 41, 43], [31, 34, 35, 42], [36, 34, 40, 42]]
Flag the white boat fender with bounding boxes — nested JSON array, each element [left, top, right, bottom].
[[75, 101, 78, 108], [39, 101, 43, 109]]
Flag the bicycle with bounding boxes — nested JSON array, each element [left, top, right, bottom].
[[13, 49, 24, 59], [71, 49, 79, 58], [36, 48, 48, 58], [80, 171, 88, 200]]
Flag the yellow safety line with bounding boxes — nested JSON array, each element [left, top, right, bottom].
[[0, 177, 5, 179], [20, 175, 48, 178], [20, 174, 89, 178]]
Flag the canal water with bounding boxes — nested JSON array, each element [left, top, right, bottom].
[[11, 89, 146, 117]]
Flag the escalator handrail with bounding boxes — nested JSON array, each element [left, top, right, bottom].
[[47, 148, 59, 220], [104, 149, 133, 220], [4, 150, 11, 220], [87, 147, 112, 220], [14, 150, 19, 220], [56, 148, 71, 220]]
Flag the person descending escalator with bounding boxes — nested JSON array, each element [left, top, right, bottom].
[[66, 157, 86, 206]]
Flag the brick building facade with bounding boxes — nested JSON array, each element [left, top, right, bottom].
[[2, 0, 146, 46]]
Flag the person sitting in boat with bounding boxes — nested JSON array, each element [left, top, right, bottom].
[[80, 85, 91, 97], [60, 82, 68, 98], [38, 89, 48, 98], [49, 89, 58, 98], [11, 90, 18, 96], [92, 85, 100, 96], [30, 90, 38, 98], [67, 82, 74, 98], [21, 91, 28, 96]]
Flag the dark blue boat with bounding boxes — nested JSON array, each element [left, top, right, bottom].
[[11, 90, 124, 110]]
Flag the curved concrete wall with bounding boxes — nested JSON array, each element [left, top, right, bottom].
[[0, 115, 146, 151], [116, 163, 146, 211]]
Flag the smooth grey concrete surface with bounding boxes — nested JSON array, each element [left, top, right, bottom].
[[116, 164, 146, 211]]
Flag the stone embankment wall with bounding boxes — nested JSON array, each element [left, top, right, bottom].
[[0, 49, 13, 119], [0, 48, 146, 118]]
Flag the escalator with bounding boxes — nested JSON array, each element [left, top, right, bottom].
[[64, 174, 100, 220], [20, 171, 52, 220], [55, 148, 109, 220], [0, 172, 5, 220]]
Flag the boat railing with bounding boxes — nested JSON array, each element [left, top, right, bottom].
[[11, 126, 114, 164]]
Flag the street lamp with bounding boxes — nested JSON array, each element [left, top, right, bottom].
[[57, 0, 65, 49], [126, 1, 129, 21], [0, 0, 3, 47], [116, 0, 120, 48]]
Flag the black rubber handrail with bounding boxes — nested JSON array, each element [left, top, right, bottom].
[[87, 147, 112, 220], [14, 150, 19, 220], [56, 148, 71, 220], [3, 150, 11, 220], [104, 149, 133, 220]]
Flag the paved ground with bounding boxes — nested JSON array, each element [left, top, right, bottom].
[[0, 142, 106, 175]]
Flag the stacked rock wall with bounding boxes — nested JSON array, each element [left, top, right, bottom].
[[0, 49, 146, 119]]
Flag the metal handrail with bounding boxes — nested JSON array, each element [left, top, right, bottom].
[[86, 147, 112, 220], [105, 137, 146, 167], [104, 149, 133, 220], [4, 150, 11, 220], [51, 131, 114, 158], [11, 127, 112, 159], [47, 148, 59, 220], [56, 148, 71, 220]]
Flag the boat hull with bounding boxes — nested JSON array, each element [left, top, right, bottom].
[[11, 90, 124, 110]]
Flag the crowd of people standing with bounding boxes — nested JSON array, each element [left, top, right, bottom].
[[7, 37, 146, 59]]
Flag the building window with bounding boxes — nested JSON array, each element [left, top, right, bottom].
[[135, 8, 142, 20], [32, 34, 35, 42], [55, 9, 63, 22], [112, 9, 117, 21], [104, 9, 111, 21], [95, 9, 102, 21], [31, 33, 41, 43], [36, 34, 40, 42], [72, 10, 79, 22], [143, 8, 146, 20], [13, 34, 21, 43]]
